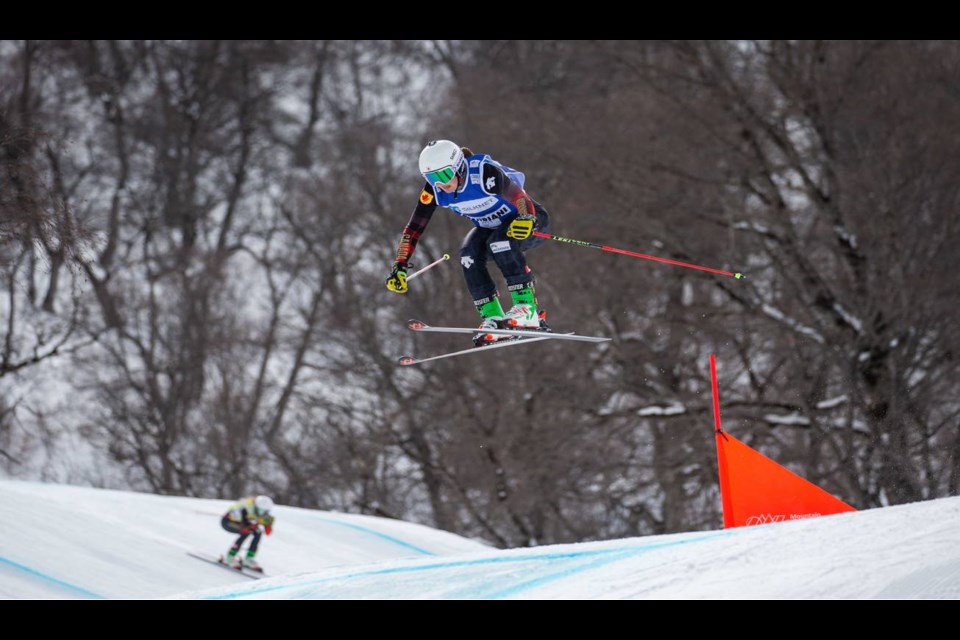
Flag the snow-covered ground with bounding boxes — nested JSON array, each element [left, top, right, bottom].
[[3, 480, 959, 599], [0, 481, 485, 599]]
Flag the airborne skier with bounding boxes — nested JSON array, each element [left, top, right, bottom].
[[386, 140, 553, 346]]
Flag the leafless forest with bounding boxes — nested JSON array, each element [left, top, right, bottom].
[[2, 41, 959, 546]]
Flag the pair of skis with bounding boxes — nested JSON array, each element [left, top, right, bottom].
[[398, 319, 610, 366], [187, 551, 266, 579]]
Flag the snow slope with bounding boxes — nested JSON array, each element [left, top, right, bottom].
[[0, 481, 486, 599], [4, 480, 959, 599]]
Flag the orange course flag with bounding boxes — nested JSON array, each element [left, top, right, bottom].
[[716, 431, 856, 528]]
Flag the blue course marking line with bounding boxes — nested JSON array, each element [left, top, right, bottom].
[[0, 556, 105, 599], [444, 532, 729, 599], [476, 533, 726, 599], [206, 531, 731, 600], [475, 549, 637, 600], [306, 514, 435, 556]]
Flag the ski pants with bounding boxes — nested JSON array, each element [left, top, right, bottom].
[[459, 204, 551, 303], [222, 516, 262, 553]]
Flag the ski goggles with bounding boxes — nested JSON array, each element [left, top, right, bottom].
[[423, 165, 458, 186]]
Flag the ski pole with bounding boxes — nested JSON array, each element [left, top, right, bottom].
[[532, 232, 744, 279], [406, 253, 451, 281]]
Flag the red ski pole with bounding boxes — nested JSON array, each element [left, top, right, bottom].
[[532, 231, 744, 279]]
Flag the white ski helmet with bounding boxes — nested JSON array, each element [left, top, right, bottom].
[[254, 495, 274, 514], [419, 139, 466, 186]]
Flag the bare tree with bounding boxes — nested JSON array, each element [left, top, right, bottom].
[[367, 39, 960, 541], [6, 40, 959, 548], [0, 41, 93, 470]]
